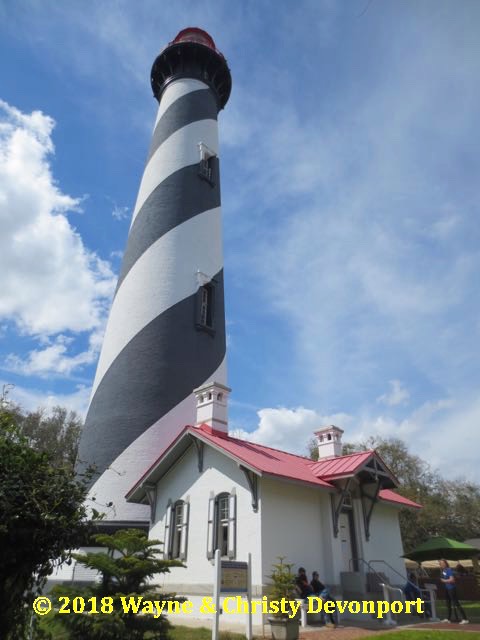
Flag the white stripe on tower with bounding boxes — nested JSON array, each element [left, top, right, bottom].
[[153, 78, 212, 129], [130, 116, 218, 228], [77, 29, 232, 524], [91, 205, 223, 398], [87, 357, 227, 522]]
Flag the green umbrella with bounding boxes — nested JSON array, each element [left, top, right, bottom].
[[403, 537, 480, 562]]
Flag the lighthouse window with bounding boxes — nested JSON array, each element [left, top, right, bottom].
[[199, 157, 214, 183], [200, 286, 211, 326], [198, 142, 216, 186], [196, 281, 216, 333]]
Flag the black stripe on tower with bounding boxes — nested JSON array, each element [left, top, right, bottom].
[[117, 160, 221, 291], [78, 269, 226, 480], [147, 89, 218, 162]]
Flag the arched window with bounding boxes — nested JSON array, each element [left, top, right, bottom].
[[164, 499, 189, 561], [207, 492, 236, 560]]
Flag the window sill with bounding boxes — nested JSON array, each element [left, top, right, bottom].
[[195, 323, 216, 337], [198, 170, 215, 187]]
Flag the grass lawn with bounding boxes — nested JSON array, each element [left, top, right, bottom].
[[38, 616, 249, 640], [435, 601, 480, 622], [363, 633, 479, 640], [169, 626, 248, 640]]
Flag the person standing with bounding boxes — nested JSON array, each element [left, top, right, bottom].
[[439, 559, 469, 624]]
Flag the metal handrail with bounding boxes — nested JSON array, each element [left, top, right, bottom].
[[379, 583, 403, 627], [350, 557, 393, 581], [369, 559, 409, 585], [348, 557, 437, 621], [348, 556, 380, 575], [380, 582, 404, 600], [370, 560, 406, 584], [370, 558, 434, 601]]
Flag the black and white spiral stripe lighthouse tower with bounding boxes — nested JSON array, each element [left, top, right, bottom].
[[77, 28, 231, 525]]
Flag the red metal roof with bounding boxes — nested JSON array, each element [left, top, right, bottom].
[[308, 450, 374, 479], [126, 423, 421, 510], [378, 489, 422, 509], [192, 425, 333, 489]]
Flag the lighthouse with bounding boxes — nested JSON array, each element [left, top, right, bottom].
[[77, 28, 231, 525]]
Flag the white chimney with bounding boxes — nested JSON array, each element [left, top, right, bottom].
[[193, 381, 231, 434], [314, 425, 344, 459]]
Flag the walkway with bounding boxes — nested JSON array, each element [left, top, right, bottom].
[[299, 621, 480, 639], [300, 626, 387, 639]]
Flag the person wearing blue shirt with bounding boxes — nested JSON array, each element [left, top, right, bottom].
[[439, 559, 469, 624]]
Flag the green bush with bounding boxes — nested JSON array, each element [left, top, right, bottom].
[[53, 529, 184, 640]]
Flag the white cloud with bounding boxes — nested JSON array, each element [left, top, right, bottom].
[[377, 380, 410, 407], [236, 406, 352, 455], [223, 8, 480, 409], [2, 379, 91, 418], [5, 330, 104, 378], [112, 204, 129, 221], [0, 99, 115, 337], [241, 393, 480, 481]]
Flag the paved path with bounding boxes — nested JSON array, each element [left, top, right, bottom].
[[299, 621, 480, 639], [407, 621, 480, 633], [299, 625, 393, 639]]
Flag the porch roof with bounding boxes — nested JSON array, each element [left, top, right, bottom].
[[308, 450, 374, 479]]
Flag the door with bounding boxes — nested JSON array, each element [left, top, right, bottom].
[[338, 511, 352, 572]]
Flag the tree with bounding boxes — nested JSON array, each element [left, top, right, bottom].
[[312, 435, 480, 551], [343, 436, 480, 548], [0, 399, 91, 640], [268, 556, 298, 618], [9, 401, 82, 472], [53, 529, 184, 640]]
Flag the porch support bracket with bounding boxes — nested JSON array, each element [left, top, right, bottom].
[[191, 437, 204, 473], [240, 466, 259, 512], [331, 477, 353, 538], [360, 479, 382, 541], [143, 482, 157, 523]]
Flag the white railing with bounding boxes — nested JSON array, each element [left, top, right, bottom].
[[348, 557, 438, 624]]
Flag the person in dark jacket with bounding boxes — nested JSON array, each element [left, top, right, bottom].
[[295, 567, 313, 599], [310, 571, 325, 595], [311, 571, 335, 627]]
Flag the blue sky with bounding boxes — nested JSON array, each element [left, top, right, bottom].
[[1, 1, 479, 480]]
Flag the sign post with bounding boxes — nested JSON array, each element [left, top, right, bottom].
[[212, 553, 252, 640], [246, 553, 253, 640], [212, 549, 221, 640]]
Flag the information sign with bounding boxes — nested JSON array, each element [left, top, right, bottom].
[[220, 561, 248, 593]]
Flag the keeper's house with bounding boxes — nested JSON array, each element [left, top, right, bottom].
[[126, 382, 420, 625]]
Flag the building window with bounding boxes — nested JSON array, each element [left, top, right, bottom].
[[207, 492, 236, 560], [216, 494, 230, 557], [164, 500, 189, 561]]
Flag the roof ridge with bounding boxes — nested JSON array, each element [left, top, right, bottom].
[[308, 449, 375, 465], [224, 433, 315, 462], [196, 426, 376, 465]]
